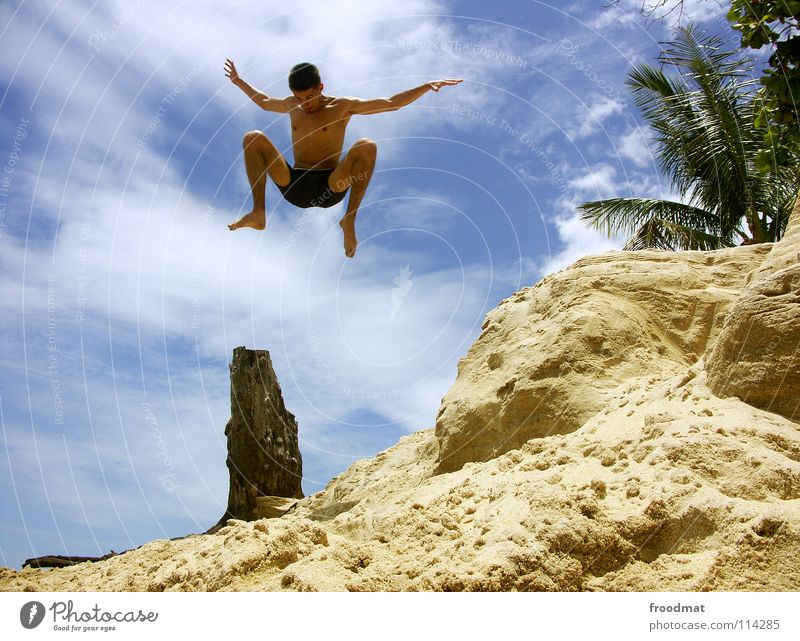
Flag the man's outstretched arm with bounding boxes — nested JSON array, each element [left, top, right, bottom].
[[345, 78, 463, 115], [224, 59, 290, 113]]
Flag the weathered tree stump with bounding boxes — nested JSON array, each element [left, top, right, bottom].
[[207, 346, 303, 532]]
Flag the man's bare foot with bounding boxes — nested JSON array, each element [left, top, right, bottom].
[[339, 214, 358, 258], [228, 209, 266, 231]]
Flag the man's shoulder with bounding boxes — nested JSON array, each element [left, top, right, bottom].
[[271, 95, 299, 113], [327, 95, 351, 104], [327, 96, 361, 113]]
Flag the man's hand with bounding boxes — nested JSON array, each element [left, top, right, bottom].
[[224, 59, 240, 84], [427, 78, 463, 92], [225, 60, 289, 112]]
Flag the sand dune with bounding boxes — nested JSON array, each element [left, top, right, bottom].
[[2, 204, 798, 592]]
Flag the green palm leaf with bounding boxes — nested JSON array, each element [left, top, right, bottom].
[[580, 24, 799, 250], [623, 219, 734, 251], [578, 197, 732, 245]]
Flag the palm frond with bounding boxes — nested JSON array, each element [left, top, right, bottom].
[[623, 218, 734, 251], [657, 25, 754, 85], [578, 197, 720, 238], [622, 218, 675, 251], [579, 24, 799, 251]]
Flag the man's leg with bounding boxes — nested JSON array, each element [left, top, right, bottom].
[[327, 138, 377, 257], [228, 130, 291, 231]]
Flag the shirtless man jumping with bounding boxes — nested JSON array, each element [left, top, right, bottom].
[[225, 60, 462, 258]]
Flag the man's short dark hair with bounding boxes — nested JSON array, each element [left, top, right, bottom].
[[289, 63, 321, 91]]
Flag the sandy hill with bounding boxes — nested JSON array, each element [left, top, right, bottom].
[[2, 206, 798, 592]]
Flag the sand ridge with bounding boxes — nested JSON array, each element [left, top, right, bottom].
[[2, 208, 799, 591]]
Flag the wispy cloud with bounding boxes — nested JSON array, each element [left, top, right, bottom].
[[614, 0, 729, 28], [567, 163, 621, 198], [618, 125, 654, 167], [533, 209, 624, 278], [571, 96, 626, 139]]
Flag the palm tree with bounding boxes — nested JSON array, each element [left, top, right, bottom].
[[578, 24, 798, 250]]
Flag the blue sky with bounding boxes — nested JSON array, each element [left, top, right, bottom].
[[0, 0, 739, 569]]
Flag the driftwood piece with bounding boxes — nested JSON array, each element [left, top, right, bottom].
[[21, 533, 198, 568], [23, 552, 120, 569], [207, 346, 304, 532]]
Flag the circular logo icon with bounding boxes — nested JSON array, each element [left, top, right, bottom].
[[20, 601, 46, 629]]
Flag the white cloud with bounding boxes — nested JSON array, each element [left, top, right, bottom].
[[588, 4, 642, 30], [644, 0, 728, 24], [617, 125, 654, 167], [534, 211, 624, 278], [602, 0, 729, 29], [573, 96, 625, 139], [567, 163, 619, 198]]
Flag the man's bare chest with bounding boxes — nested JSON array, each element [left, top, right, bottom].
[[290, 110, 348, 141]]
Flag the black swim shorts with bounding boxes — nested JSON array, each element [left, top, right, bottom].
[[276, 166, 349, 209]]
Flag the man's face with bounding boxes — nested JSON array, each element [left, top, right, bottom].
[[294, 84, 323, 113]]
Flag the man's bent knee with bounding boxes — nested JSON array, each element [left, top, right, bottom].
[[243, 131, 283, 161], [243, 130, 270, 148], [353, 138, 377, 157], [242, 129, 261, 144]]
